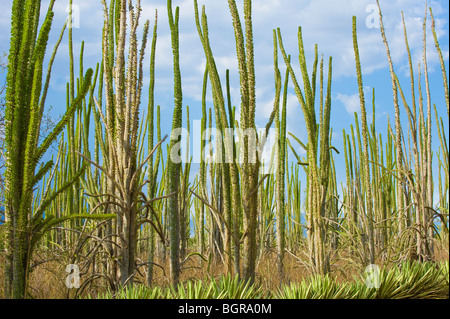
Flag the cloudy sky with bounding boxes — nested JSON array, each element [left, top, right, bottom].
[[0, 0, 448, 185]]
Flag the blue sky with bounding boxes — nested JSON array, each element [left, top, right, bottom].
[[0, 0, 449, 203]]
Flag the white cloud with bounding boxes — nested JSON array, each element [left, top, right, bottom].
[[1, 1, 448, 73], [336, 92, 361, 115], [331, 131, 341, 143], [0, 0, 447, 129]]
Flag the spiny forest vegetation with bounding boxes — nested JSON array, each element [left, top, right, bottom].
[[0, 0, 448, 299]]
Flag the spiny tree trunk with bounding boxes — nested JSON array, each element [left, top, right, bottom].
[[227, 0, 260, 284], [353, 16, 375, 265], [93, 0, 157, 287], [376, 0, 406, 241], [146, 10, 159, 286], [167, 0, 183, 285], [273, 29, 287, 283]]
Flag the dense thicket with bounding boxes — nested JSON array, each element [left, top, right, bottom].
[[0, 0, 448, 299]]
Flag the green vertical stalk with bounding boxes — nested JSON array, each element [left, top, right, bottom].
[[227, 0, 260, 283], [277, 26, 333, 275], [167, 0, 183, 285], [429, 8, 449, 117], [194, 1, 238, 275], [199, 66, 208, 256], [352, 16, 375, 265], [376, 0, 405, 235], [421, 7, 434, 259], [274, 29, 286, 282], [4, 0, 95, 298], [147, 10, 158, 286]]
